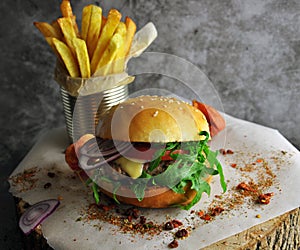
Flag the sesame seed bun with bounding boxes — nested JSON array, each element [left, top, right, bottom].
[[97, 95, 210, 142]]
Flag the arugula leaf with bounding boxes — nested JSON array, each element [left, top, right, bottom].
[[165, 141, 181, 150], [112, 182, 121, 204], [89, 130, 227, 210], [204, 147, 227, 192], [85, 178, 93, 186], [147, 148, 166, 172], [130, 178, 150, 201], [179, 181, 211, 210], [92, 182, 100, 204]]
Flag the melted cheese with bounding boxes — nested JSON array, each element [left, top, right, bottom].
[[115, 157, 143, 179]]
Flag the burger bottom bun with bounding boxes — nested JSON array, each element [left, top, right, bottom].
[[99, 176, 212, 208]]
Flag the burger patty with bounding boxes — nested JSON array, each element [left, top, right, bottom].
[[108, 159, 174, 179]]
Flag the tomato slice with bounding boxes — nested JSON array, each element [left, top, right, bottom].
[[161, 149, 187, 161], [192, 100, 225, 137]]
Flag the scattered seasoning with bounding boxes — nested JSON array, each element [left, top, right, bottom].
[[219, 149, 234, 155], [124, 207, 140, 219], [164, 222, 174, 231], [256, 214, 261, 218], [226, 149, 234, 154], [258, 193, 274, 205], [256, 158, 264, 163], [44, 182, 52, 189], [98, 204, 115, 212], [219, 149, 226, 155], [210, 206, 225, 216], [175, 229, 188, 238], [84, 203, 163, 237], [76, 217, 82, 222], [47, 172, 56, 178], [140, 216, 146, 224], [198, 212, 211, 221], [171, 219, 183, 228], [230, 163, 237, 168], [9, 167, 39, 192], [240, 164, 255, 172], [168, 239, 179, 248], [236, 182, 257, 193], [197, 210, 204, 217]]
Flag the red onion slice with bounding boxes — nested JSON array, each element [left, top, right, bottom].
[[19, 199, 60, 235]]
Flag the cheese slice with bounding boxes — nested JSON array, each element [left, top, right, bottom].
[[115, 157, 143, 179]]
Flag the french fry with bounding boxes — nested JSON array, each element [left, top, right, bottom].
[[72, 38, 91, 78], [51, 20, 64, 39], [57, 17, 77, 55], [60, 0, 73, 17], [60, 0, 79, 37], [101, 16, 107, 31], [34, 22, 62, 39], [51, 37, 80, 77], [91, 9, 121, 74], [71, 15, 80, 37], [113, 22, 127, 73], [124, 17, 136, 56], [35, 2, 139, 79], [94, 33, 123, 76], [115, 22, 127, 42], [45, 37, 60, 58], [81, 5, 92, 42], [86, 5, 102, 58]]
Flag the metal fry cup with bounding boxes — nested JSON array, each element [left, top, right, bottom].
[[60, 85, 128, 143]]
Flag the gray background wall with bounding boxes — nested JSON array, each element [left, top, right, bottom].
[[0, 0, 299, 248]]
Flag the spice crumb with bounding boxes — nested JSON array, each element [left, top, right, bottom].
[[226, 149, 234, 154], [175, 228, 189, 239], [168, 239, 179, 248], [44, 182, 51, 189], [47, 172, 56, 178]]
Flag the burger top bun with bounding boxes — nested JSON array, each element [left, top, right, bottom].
[[97, 95, 210, 142]]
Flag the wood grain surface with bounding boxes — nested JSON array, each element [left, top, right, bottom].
[[204, 208, 300, 250]]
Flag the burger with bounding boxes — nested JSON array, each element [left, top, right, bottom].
[[65, 95, 226, 210]]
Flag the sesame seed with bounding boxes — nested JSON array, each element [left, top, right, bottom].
[[131, 102, 136, 105], [140, 106, 144, 109], [163, 105, 167, 108], [119, 106, 124, 109], [153, 111, 159, 117]]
